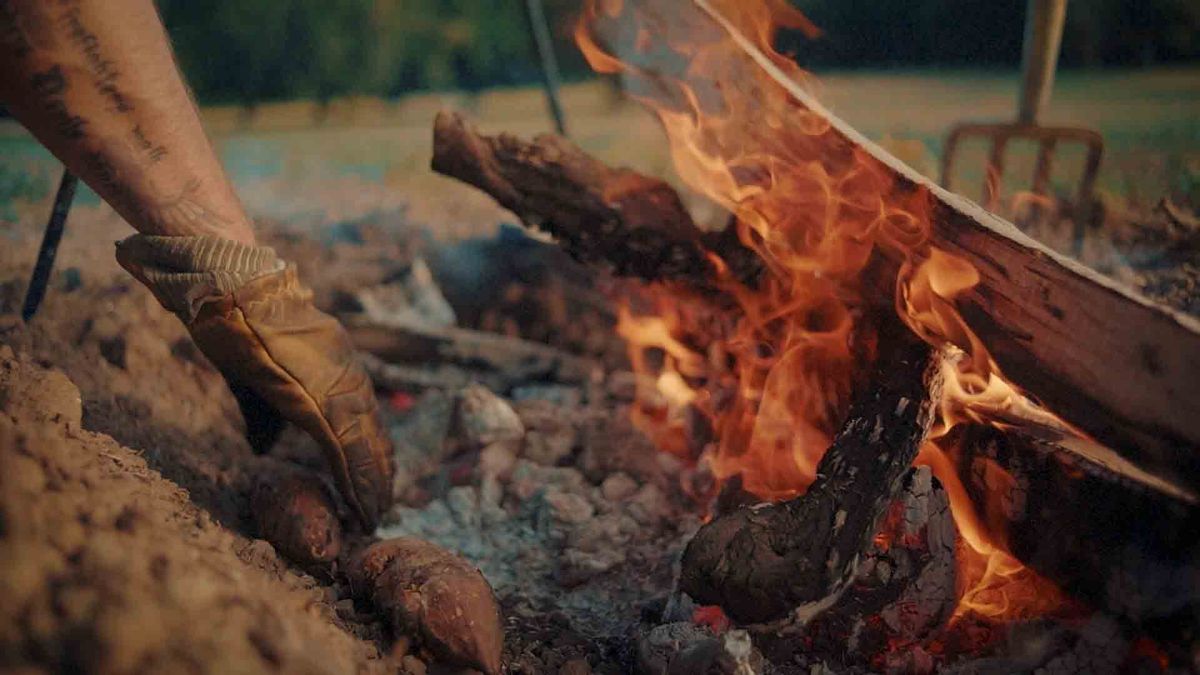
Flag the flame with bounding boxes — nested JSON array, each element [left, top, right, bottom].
[[578, 0, 1082, 627]]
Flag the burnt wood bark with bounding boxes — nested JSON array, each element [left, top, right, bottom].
[[956, 426, 1200, 631], [346, 318, 599, 388], [430, 110, 1200, 495], [685, 0, 1200, 494], [677, 336, 944, 625], [431, 111, 762, 290]]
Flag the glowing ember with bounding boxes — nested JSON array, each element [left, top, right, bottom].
[[577, 0, 1085, 627]]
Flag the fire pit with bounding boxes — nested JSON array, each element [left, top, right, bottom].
[[403, 0, 1200, 672], [2, 1, 1196, 673]]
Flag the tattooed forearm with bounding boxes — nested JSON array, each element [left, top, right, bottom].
[[29, 64, 87, 139], [59, 0, 133, 114], [0, 0, 255, 244], [133, 124, 167, 163]]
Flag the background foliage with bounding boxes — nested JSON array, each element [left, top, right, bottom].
[[157, 0, 1200, 105]]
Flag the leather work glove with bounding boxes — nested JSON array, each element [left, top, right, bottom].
[[115, 234, 393, 530]]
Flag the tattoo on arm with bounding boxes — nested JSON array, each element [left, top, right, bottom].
[[3, 0, 239, 239], [30, 64, 88, 139], [140, 178, 232, 238], [59, 0, 133, 115]]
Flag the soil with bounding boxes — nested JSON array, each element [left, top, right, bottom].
[[3, 197, 1193, 675], [0, 206, 694, 675], [0, 209, 395, 674]]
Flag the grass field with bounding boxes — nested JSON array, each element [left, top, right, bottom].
[[2, 67, 1197, 244]]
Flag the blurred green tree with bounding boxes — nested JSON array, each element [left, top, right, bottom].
[[156, 0, 1198, 106]]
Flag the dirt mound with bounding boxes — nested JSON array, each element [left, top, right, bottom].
[[0, 219, 392, 674], [0, 348, 387, 673]]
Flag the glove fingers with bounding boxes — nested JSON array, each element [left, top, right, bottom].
[[229, 383, 288, 454], [320, 363, 393, 531]]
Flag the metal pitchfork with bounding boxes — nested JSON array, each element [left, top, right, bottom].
[[941, 0, 1104, 245]]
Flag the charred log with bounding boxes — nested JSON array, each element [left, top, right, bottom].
[[956, 426, 1200, 634], [431, 111, 762, 290], [431, 111, 1200, 495], [677, 335, 944, 624], [346, 318, 599, 389], [679, 0, 1200, 494]]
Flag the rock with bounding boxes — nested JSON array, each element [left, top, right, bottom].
[[636, 623, 762, 675], [567, 513, 636, 553], [605, 371, 639, 402], [400, 655, 429, 675], [391, 389, 456, 497], [543, 490, 594, 525], [445, 486, 482, 530], [477, 441, 518, 483], [0, 349, 83, 428], [478, 476, 507, 525], [355, 257, 457, 331], [523, 429, 576, 466], [508, 462, 586, 502], [600, 473, 639, 503], [627, 484, 671, 527], [457, 384, 524, 447], [635, 623, 713, 675], [558, 547, 625, 586], [667, 638, 722, 675], [577, 410, 664, 485]]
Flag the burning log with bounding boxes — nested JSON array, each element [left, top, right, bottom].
[[431, 111, 763, 291], [432, 34, 1200, 495], [676, 0, 1200, 495], [677, 335, 945, 624], [954, 426, 1200, 631]]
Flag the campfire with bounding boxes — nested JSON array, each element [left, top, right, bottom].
[[417, 0, 1199, 671]]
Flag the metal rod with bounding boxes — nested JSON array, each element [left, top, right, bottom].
[[984, 137, 1008, 211], [522, 0, 569, 136], [1017, 0, 1068, 125], [21, 170, 78, 321]]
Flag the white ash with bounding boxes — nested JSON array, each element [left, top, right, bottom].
[[355, 257, 458, 331], [380, 390, 700, 647], [389, 389, 456, 498], [634, 623, 765, 675], [939, 615, 1129, 675]]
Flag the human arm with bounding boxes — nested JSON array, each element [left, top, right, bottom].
[[1, 0, 393, 529], [0, 0, 254, 244]]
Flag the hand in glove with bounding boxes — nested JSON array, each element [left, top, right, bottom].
[[116, 234, 392, 529]]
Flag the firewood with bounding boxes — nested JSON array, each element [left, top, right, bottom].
[[749, 466, 957, 666], [955, 426, 1200, 630], [431, 111, 763, 291], [432, 29, 1200, 494], [677, 334, 944, 624], [684, 0, 1200, 494], [346, 318, 599, 389]]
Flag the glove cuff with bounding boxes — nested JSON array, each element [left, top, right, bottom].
[[115, 234, 286, 323]]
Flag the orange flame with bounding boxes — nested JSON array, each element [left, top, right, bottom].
[[578, 0, 1080, 626]]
